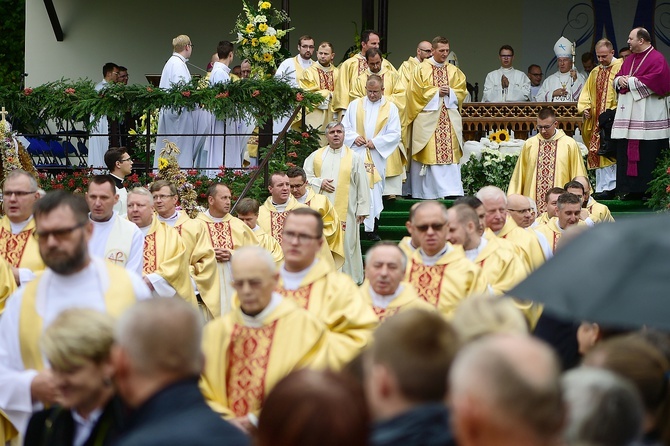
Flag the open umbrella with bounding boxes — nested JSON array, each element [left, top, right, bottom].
[[509, 213, 670, 331]]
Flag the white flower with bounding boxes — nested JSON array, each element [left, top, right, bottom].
[[266, 26, 276, 36], [237, 33, 243, 41], [254, 14, 267, 23]]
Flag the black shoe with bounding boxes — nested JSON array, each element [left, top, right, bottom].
[[363, 231, 382, 241], [620, 192, 644, 201], [593, 189, 615, 200]]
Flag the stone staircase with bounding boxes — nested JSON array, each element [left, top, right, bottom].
[[360, 198, 654, 255]]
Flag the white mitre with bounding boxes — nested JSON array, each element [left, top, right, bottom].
[[554, 36, 573, 58]]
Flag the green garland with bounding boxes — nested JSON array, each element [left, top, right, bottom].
[[0, 78, 324, 134]]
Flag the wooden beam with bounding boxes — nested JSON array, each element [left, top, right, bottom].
[[377, 0, 388, 54], [43, 0, 64, 41]]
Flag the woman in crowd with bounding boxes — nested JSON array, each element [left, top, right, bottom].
[[24, 309, 124, 446]]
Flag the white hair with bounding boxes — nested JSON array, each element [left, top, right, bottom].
[[128, 187, 154, 205], [475, 186, 507, 204]]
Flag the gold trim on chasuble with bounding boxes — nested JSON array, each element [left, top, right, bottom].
[[277, 284, 314, 310], [407, 260, 447, 307], [588, 66, 612, 169], [270, 212, 288, 244], [551, 231, 561, 253], [357, 57, 368, 75], [0, 227, 31, 267], [142, 232, 157, 275], [206, 221, 234, 249], [373, 306, 400, 322], [226, 321, 278, 417], [535, 140, 558, 214], [432, 65, 454, 164], [317, 69, 334, 91]]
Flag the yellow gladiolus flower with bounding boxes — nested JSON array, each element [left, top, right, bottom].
[[260, 1, 271, 9], [251, 38, 259, 47], [258, 23, 268, 32], [246, 23, 255, 33], [158, 157, 168, 170], [263, 53, 273, 62]]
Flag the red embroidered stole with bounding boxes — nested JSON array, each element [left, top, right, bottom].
[[270, 212, 288, 244], [357, 56, 368, 75], [587, 66, 612, 168], [205, 221, 234, 249], [373, 306, 400, 322], [226, 321, 278, 417], [0, 227, 32, 267], [142, 232, 157, 275], [277, 284, 313, 310], [407, 259, 447, 307], [535, 140, 558, 213], [317, 68, 334, 91], [432, 65, 453, 163]]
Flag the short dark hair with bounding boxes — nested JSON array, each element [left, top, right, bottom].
[[360, 30, 378, 44], [499, 44, 514, 55], [285, 207, 323, 238], [298, 35, 314, 46], [149, 180, 177, 196], [235, 197, 260, 215], [217, 41, 234, 59], [453, 196, 483, 210], [102, 62, 118, 77], [527, 64, 541, 73], [432, 36, 449, 48], [564, 181, 584, 193], [269, 171, 288, 187], [635, 27, 652, 42], [206, 183, 229, 199], [34, 190, 90, 225], [104, 147, 128, 171], [545, 187, 565, 202], [538, 107, 556, 120], [557, 192, 581, 209], [89, 175, 117, 195], [581, 52, 595, 63], [619, 47, 631, 55], [319, 41, 334, 52], [286, 166, 307, 182], [365, 48, 383, 60]]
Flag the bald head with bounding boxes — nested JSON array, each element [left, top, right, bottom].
[[507, 194, 533, 229], [450, 335, 564, 443]]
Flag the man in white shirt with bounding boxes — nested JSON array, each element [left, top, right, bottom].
[[527, 64, 543, 101], [89, 63, 119, 171], [482, 45, 531, 102], [86, 175, 144, 275]]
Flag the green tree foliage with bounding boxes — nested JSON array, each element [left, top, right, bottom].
[[0, 0, 26, 88]]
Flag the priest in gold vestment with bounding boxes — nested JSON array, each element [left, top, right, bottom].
[[405, 37, 468, 199], [200, 246, 327, 423], [0, 170, 45, 287], [299, 42, 338, 146], [235, 197, 284, 265], [196, 183, 259, 317], [508, 108, 588, 213], [534, 192, 587, 257], [577, 39, 621, 195], [278, 209, 378, 368], [361, 242, 433, 322], [151, 180, 220, 319], [127, 188, 197, 305], [404, 201, 488, 318]]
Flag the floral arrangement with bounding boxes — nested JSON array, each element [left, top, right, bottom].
[[234, 0, 293, 78], [461, 149, 519, 195], [38, 169, 92, 194], [128, 109, 159, 163], [0, 118, 38, 184], [488, 129, 511, 144], [155, 140, 200, 218]]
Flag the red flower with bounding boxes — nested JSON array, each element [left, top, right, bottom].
[[287, 162, 296, 167], [68, 179, 75, 188], [182, 91, 191, 97], [149, 172, 156, 178], [64, 88, 75, 95], [287, 151, 298, 158], [23, 88, 33, 96], [216, 91, 230, 99], [251, 90, 261, 97], [666, 185, 670, 193], [187, 169, 198, 176], [296, 92, 304, 102], [216, 171, 225, 178], [301, 132, 310, 138], [291, 140, 300, 145], [194, 180, 202, 187], [666, 167, 670, 175], [199, 193, 206, 198], [146, 87, 154, 92], [82, 178, 89, 185], [129, 173, 139, 182]]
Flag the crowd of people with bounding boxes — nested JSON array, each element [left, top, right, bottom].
[[0, 23, 668, 446]]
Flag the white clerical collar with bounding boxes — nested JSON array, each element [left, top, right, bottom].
[[326, 146, 346, 157], [272, 201, 288, 212], [241, 292, 283, 327], [602, 57, 619, 68], [138, 224, 152, 236], [499, 67, 514, 72], [295, 192, 308, 204], [419, 245, 450, 266], [414, 57, 421, 63], [298, 57, 313, 68], [369, 284, 404, 309], [280, 258, 318, 290], [89, 211, 117, 226], [464, 237, 487, 262], [157, 210, 179, 226], [555, 219, 567, 232], [365, 97, 383, 108], [316, 61, 331, 70], [430, 57, 445, 67], [251, 225, 260, 232], [204, 209, 225, 222], [9, 216, 32, 234], [72, 406, 103, 426]]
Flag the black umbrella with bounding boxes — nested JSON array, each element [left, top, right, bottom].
[[509, 213, 670, 331]]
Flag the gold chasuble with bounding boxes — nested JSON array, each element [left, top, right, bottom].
[[577, 58, 622, 170], [200, 298, 327, 418], [535, 218, 587, 254], [406, 59, 467, 166], [277, 258, 378, 368], [302, 188, 345, 265], [586, 199, 615, 223], [0, 257, 16, 314], [475, 236, 527, 295], [405, 245, 488, 318], [508, 129, 588, 213], [258, 195, 339, 270], [299, 62, 338, 145], [398, 236, 418, 260], [491, 219, 546, 271], [359, 280, 434, 322], [173, 212, 220, 319], [398, 57, 421, 151], [0, 216, 44, 276], [142, 217, 197, 306], [333, 53, 396, 113], [253, 226, 284, 265], [196, 212, 259, 317]]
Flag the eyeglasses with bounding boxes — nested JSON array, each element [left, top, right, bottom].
[[537, 122, 557, 130], [187, 43, 194, 47], [508, 208, 532, 214], [283, 231, 320, 243], [35, 221, 87, 240], [4, 190, 37, 198], [418, 48, 433, 53], [414, 222, 446, 232], [366, 89, 383, 95], [120, 157, 132, 163], [152, 194, 176, 201]]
